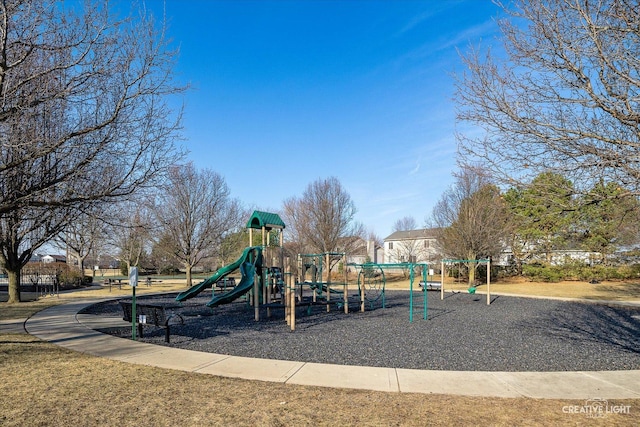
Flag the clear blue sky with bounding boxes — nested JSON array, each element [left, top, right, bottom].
[[152, 0, 502, 239]]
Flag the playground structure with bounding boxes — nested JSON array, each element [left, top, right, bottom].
[[175, 211, 286, 322], [247, 211, 286, 321], [283, 252, 352, 330], [175, 211, 356, 330], [296, 252, 350, 311], [175, 210, 439, 330], [353, 262, 386, 310], [440, 258, 491, 305], [350, 262, 430, 322]]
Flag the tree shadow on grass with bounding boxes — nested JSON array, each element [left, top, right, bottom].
[[586, 282, 640, 300]]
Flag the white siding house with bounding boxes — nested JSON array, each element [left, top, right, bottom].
[[40, 254, 67, 264], [384, 230, 603, 268], [383, 229, 441, 264]]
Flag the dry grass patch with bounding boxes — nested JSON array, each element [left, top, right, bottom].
[[0, 299, 64, 321], [1, 333, 637, 426], [381, 275, 640, 302], [1, 280, 188, 321], [57, 279, 189, 300], [453, 279, 640, 301]]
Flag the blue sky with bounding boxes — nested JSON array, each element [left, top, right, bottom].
[[152, 1, 503, 238]]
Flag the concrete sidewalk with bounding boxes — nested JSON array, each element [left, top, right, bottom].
[[23, 299, 640, 399]]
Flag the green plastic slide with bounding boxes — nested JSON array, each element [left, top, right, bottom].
[[206, 261, 255, 308], [175, 246, 261, 302]]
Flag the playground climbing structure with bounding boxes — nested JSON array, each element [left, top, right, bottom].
[[175, 211, 287, 321]]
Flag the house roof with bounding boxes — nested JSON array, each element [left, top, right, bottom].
[[384, 228, 440, 241], [41, 254, 67, 262], [246, 210, 285, 230]]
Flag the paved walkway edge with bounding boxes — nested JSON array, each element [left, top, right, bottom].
[[24, 299, 640, 400]]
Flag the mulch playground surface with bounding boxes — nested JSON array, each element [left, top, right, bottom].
[[82, 289, 640, 372]]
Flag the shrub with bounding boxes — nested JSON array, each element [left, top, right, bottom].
[[159, 266, 181, 275], [522, 264, 563, 282], [522, 261, 640, 282], [22, 262, 85, 288], [58, 266, 84, 287], [614, 264, 640, 280]]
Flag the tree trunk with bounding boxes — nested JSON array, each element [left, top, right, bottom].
[[468, 264, 476, 287], [467, 252, 477, 287], [79, 256, 86, 277], [6, 268, 21, 304], [512, 257, 523, 276], [326, 253, 333, 284], [186, 264, 192, 287]]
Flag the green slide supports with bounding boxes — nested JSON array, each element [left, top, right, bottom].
[[175, 246, 262, 302]]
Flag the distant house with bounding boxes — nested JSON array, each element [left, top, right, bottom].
[[299, 237, 384, 275], [84, 254, 120, 270], [40, 254, 67, 264], [384, 229, 608, 269], [383, 228, 442, 265], [342, 238, 383, 266], [537, 249, 601, 266]]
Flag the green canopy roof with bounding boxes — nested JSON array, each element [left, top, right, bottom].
[[246, 210, 285, 230]]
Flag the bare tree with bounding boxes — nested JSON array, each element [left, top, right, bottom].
[[368, 231, 383, 250], [392, 216, 417, 233], [55, 212, 107, 277], [282, 177, 365, 270], [153, 163, 243, 287], [0, 203, 74, 299], [109, 202, 155, 276], [431, 168, 510, 285], [0, 1, 184, 302], [456, 0, 640, 198]]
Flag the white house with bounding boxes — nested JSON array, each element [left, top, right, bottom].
[[40, 254, 67, 264], [384, 229, 607, 268], [383, 229, 441, 264]]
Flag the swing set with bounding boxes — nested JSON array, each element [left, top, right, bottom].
[[440, 258, 492, 305]]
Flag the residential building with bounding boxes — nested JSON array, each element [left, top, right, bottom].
[[384, 229, 607, 268], [343, 238, 383, 265], [39, 254, 67, 264], [383, 229, 441, 264]]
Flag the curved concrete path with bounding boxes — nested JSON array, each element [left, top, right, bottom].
[[23, 299, 640, 399]]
